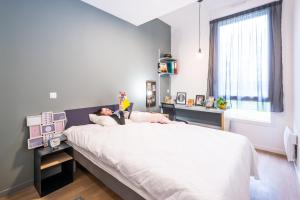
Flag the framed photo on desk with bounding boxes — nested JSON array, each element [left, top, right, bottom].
[[195, 95, 205, 106], [176, 92, 187, 105]]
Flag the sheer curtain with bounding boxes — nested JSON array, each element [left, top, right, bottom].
[[207, 1, 283, 112], [218, 9, 270, 111]]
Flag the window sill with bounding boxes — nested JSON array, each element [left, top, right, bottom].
[[226, 109, 272, 126]]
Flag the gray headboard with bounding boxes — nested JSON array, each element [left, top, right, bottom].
[[65, 103, 133, 129]]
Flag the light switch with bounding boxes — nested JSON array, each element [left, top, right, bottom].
[[167, 89, 170, 93], [49, 92, 57, 99]]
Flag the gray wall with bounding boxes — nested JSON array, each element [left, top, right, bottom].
[[159, 75, 171, 103], [0, 0, 170, 193], [293, 0, 300, 176]]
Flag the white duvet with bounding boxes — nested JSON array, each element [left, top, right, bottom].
[[64, 122, 258, 200]]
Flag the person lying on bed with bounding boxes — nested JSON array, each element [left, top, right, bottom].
[[96, 108, 126, 125]]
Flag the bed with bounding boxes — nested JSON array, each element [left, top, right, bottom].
[[64, 104, 258, 200]]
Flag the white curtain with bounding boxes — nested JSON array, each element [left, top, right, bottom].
[[217, 9, 270, 111]]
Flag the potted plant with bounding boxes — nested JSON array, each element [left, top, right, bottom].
[[217, 97, 227, 110]]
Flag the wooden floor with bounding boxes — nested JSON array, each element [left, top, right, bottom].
[[1, 150, 299, 200], [250, 150, 300, 200]]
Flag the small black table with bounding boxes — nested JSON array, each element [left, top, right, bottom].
[[34, 142, 74, 197]]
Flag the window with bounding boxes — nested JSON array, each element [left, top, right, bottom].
[[217, 9, 271, 112], [207, 2, 283, 115]]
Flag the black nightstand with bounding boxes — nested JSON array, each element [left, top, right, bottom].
[[34, 142, 74, 197]]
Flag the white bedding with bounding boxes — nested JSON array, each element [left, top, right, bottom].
[[69, 143, 154, 200], [64, 122, 258, 200]]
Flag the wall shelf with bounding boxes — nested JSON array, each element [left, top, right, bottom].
[[159, 57, 177, 62], [158, 72, 174, 76]]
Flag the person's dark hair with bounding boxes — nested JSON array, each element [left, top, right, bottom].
[[94, 108, 104, 116]]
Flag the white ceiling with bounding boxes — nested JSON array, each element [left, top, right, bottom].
[[81, 0, 195, 26]]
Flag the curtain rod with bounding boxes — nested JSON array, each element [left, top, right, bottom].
[[210, 0, 282, 24]]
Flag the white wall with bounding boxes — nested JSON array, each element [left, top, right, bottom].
[[293, 0, 300, 175], [161, 0, 294, 154]]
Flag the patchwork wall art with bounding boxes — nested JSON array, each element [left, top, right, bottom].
[[26, 112, 67, 149]]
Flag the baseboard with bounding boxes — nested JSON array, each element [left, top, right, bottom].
[[254, 144, 286, 155], [0, 179, 33, 197]]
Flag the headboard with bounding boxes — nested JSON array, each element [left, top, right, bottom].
[[65, 103, 133, 129]]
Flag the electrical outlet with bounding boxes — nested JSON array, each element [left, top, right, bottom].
[[49, 92, 57, 99]]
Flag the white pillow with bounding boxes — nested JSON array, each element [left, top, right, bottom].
[[130, 111, 171, 124], [89, 114, 119, 127]]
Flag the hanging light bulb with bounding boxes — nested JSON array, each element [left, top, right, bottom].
[[197, 0, 203, 58], [197, 48, 203, 58]]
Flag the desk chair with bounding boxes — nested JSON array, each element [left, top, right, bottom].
[[161, 103, 188, 124]]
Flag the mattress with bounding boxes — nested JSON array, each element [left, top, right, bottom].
[[67, 142, 153, 200]]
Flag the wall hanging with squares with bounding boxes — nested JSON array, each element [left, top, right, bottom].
[[26, 112, 67, 149]]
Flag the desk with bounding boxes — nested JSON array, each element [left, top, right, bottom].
[[174, 105, 226, 130]]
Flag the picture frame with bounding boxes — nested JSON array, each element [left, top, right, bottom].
[[176, 92, 187, 105], [208, 96, 215, 102], [41, 112, 53, 125], [28, 137, 43, 149], [41, 124, 55, 134], [195, 95, 205, 106], [29, 125, 42, 138], [146, 80, 156, 108], [53, 112, 66, 121], [54, 121, 65, 133], [26, 111, 68, 149], [27, 115, 42, 126], [205, 96, 215, 108], [43, 132, 54, 147]]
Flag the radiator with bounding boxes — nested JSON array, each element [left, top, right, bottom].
[[284, 127, 298, 162]]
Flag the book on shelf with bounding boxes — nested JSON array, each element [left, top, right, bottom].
[[158, 61, 177, 74]]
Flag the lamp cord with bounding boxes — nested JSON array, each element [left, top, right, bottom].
[[198, 0, 202, 53]]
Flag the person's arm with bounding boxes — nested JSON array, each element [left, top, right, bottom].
[[110, 111, 125, 125]]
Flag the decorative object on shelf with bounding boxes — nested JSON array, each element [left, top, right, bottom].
[[187, 99, 195, 107], [163, 53, 172, 58], [164, 96, 173, 104], [146, 81, 156, 107], [48, 137, 61, 150], [217, 97, 228, 110], [158, 63, 168, 73], [205, 96, 215, 108], [195, 95, 205, 106], [176, 92, 187, 105], [197, 0, 204, 57], [26, 111, 67, 149], [158, 52, 178, 74]]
